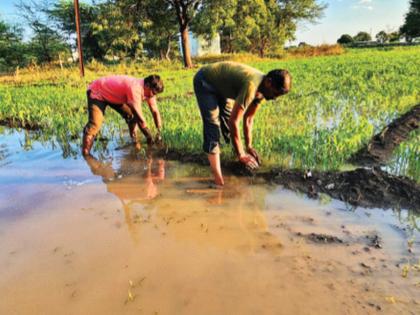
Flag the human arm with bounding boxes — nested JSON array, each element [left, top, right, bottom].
[[147, 96, 162, 131], [229, 102, 259, 169], [130, 101, 153, 144], [128, 85, 153, 144], [147, 96, 163, 143], [243, 99, 263, 164]]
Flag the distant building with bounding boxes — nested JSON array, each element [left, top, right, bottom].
[[185, 32, 221, 57]]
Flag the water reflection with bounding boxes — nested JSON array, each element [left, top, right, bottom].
[[2, 125, 419, 183], [83, 151, 282, 254], [84, 153, 165, 200], [84, 152, 165, 242]]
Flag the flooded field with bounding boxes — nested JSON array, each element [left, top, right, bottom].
[[0, 129, 419, 315]]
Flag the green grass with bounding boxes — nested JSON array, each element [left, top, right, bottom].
[[0, 47, 419, 181]]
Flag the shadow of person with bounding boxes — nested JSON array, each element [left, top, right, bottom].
[[83, 151, 165, 243]]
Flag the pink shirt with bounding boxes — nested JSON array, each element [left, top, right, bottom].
[[88, 75, 155, 108]]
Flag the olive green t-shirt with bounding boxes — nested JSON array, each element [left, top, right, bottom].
[[201, 61, 265, 110]]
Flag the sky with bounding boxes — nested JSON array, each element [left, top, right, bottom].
[[291, 0, 410, 45], [0, 0, 411, 45]]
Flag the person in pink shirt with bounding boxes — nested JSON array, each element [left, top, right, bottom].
[[82, 74, 164, 156]]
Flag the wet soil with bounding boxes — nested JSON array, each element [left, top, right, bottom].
[[0, 118, 42, 130], [350, 103, 420, 165], [265, 167, 420, 212]]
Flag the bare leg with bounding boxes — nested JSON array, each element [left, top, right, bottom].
[[208, 152, 224, 186]]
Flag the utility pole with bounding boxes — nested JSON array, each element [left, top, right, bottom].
[[74, 0, 84, 77]]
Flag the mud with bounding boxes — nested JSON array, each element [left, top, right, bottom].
[[266, 167, 420, 211], [297, 232, 344, 244], [351, 103, 420, 165], [0, 118, 42, 130]]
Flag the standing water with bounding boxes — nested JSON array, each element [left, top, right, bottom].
[[0, 128, 419, 315]]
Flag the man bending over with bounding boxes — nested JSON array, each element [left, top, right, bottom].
[[193, 61, 291, 186], [82, 74, 164, 156]]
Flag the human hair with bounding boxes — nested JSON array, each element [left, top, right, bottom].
[[144, 75, 164, 94], [266, 69, 291, 93]]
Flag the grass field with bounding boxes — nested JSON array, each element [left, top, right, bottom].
[[0, 46, 419, 180]]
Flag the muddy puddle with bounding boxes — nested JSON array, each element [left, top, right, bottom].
[[1, 129, 420, 315]]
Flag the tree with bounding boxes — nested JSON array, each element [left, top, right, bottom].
[[193, 0, 326, 56], [29, 21, 68, 63], [17, 0, 69, 63], [192, 0, 237, 53], [230, 0, 286, 57], [337, 34, 353, 44], [388, 31, 401, 42], [126, 0, 201, 67], [353, 31, 371, 42], [0, 19, 32, 71], [48, 0, 129, 61], [90, 1, 143, 59], [400, 0, 420, 42], [375, 31, 389, 43], [164, 0, 201, 67], [121, 0, 179, 60]]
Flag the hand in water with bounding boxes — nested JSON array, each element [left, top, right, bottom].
[[239, 154, 259, 170], [246, 147, 261, 166]]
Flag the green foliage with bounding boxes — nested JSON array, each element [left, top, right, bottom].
[[375, 31, 389, 43], [0, 20, 30, 71], [353, 31, 372, 42], [388, 32, 401, 43], [193, 0, 326, 56], [119, 0, 179, 60], [17, 0, 70, 63], [337, 34, 353, 45], [48, 0, 134, 61], [400, 0, 420, 42]]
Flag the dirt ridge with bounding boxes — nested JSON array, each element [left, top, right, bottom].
[[350, 103, 420, 165]]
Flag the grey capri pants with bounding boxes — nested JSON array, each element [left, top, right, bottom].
[[193, 69, 232, 154]]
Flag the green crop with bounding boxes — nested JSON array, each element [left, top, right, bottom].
[[0, 47, 419, 181]]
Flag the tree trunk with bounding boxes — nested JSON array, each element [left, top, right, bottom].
[[165, 37, 171, 60], [180, 25, 193, 68]]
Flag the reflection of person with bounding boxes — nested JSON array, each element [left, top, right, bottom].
[[82, 75, 164, 156], [193, 62, 291, 186], [84, 154, 165, 242], [83, 154, 165, 202]]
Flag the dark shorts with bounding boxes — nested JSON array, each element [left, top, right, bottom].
[[193, 70, 232, 154], [84, 90, 137, 137]]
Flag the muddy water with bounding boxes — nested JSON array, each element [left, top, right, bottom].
[[0, 130, 419, 315]]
